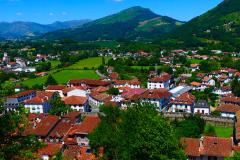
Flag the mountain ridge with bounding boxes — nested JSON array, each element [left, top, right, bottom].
[[0, 19, 91, 39], [42, 6, 184, 41]]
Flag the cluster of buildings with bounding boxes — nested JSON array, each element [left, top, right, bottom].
[[0, 52, 36, 73]]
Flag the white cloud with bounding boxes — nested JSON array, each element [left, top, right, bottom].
[[49, 12, 54, 16], [114, 0, 123, 2], [61, 11, 67, 16], [16, 12, 23, 16]]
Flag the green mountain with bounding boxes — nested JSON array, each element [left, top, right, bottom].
[[43, 6, 184, 41], [164, 0, 240, 50], [0, 20, 91, 39]]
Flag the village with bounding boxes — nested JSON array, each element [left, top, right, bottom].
[[0, 46, 240, 159]]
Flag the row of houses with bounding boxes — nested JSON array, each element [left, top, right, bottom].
[[24, 111, 100, 159]]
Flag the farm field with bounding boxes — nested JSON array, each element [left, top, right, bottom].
[[21, 70, 99, 87], [67, 57, 110, 70]]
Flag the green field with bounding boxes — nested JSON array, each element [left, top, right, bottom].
[[67, 57, 110, 70], [20, 57, 109, 87], [188, 59, 203, 64], [50, 60, 61, 69], [204, 125, 233, 138], [214, 126, 233, 138], [21, 70, 99, 87], [131, 66, 161, 70]]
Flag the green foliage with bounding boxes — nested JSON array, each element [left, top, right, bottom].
[[49, 97, 71, 116], [36, 61, 51, 72], [45, 74, 57, 86], [225, 152, 240, 160], [107, 88, 120, 95], [43, 7, 182, 41], [172, 115, 206, 138], [211, 110, 221, 117], [231, 76, 240, 97], [0, 106, 44, 159], [204, 125, 217, 137], [89, 104, 186, 160]]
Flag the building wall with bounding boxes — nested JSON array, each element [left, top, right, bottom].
[[193, 108, 210, 115], [171, 104, 192, 113]]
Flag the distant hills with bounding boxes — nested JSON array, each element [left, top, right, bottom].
[[164, 0, 240, 49], [0, 20, 91, 39], [43, 6, 184, 41]]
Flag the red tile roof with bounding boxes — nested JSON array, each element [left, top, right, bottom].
[[68, 115, 100, 135], [91, 86, 109, 93], [190, 64, 200, 68], [25, 97, 45, 104], [90, 93, 112, 102], [172, 93, 196, 105], [216, 104, 240, 113], [32, 115, 59, 137], [114, 79, 141, 85], [48, 119, 72, 138], [221, 96, 240, 105], [64, 145, 96, 160], [181, 138, 200, 157], [141, 89, 171, 99], [148, 73, 171, 83], [64, 96, 87, 105], [45, 85, 66, 90], [191, 82, 201, 87], [109, 72, 119, 80], [181, 137, 233, 158], [8, 90, 36, 98], [68, 79, 111, 87], [201, 136, 232, 157], [38, 143, 63, 157]]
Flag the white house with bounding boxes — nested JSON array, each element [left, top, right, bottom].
[[193, 100, 210, 115], [147, 73, 171, 89], [213, 86, 232, 96], [216, 104, 240, 118], [88, 93, 112, 112], [140, 89, 171, 111], [202, 76, 215, 86], [45, 85, 66, 97], [63, 96, 88, 112], [170, 92, 196, 113], [114, 79, 141, 89], [62, 87, 88, 97]]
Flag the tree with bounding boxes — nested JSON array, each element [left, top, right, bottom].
[[107, 88, 119, 95], [45, 74, 57, 86], [0, 81, 15, 96], [231, 76, 240, 97], [89, 104, 186, 160], [102, 56, 105, 65], [204, 125, 217, 137], [172, 115, 206, 138], [0, 105, 44, 159], [49, 97, 71, 116]]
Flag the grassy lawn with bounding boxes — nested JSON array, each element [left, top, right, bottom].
[[188, 59, 203, 64], [21, 70, 99, 87], [67, 57, 110, 70], [205, 125, 233, 138], [131, 66, 162, 70], [50, 60, 61, 69]]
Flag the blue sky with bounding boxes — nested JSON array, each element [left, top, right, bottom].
[[0, 0, 223, 24]]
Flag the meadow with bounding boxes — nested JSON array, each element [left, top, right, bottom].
[[20, 57, 105, 87]]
